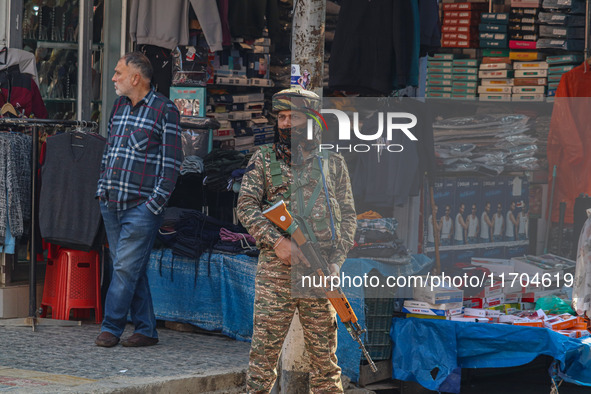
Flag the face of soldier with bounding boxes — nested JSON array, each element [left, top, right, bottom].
[[278, 110, 307, 130], [278, 110, 309, 147]]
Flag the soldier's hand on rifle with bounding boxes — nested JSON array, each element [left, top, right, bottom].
[[328, 263, 340, 277], [273, 236, 308, 267]]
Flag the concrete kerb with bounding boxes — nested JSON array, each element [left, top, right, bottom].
[[37, 368, 247, 394]]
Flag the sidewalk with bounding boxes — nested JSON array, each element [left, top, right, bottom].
[[0, 321, 376, 393], [0, 321, 250, 393]]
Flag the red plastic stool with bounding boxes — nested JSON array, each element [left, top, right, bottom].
[[40, 257, 64, 318], [57, 249, 102, 324]]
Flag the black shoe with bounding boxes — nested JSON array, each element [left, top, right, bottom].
[[95, 331, 119, 347], [121, 333, 159, 347]]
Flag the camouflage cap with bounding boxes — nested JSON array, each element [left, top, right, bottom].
[[272, 88, 321, 112]]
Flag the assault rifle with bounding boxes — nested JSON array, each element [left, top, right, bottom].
[[263, 200, 378, 372]]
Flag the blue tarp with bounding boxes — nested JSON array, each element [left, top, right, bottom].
[[148, 249, 257, 341], [390, 317, 591, 393], [147, 250, 433, 382]]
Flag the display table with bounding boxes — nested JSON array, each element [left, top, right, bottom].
[[147, 249, 432, 382], [390, 317, 591, 393]]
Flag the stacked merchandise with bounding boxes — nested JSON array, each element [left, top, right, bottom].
[[426, 53, 454, 98], [512, 61, 547, 101], [208, 92, 267, 154], [546, 54, 584, 99], [441, 2, 486, 48], [212, 39, 273, 87], [532, 115, 551, 168], [478, 55, 513, 101], [433, 114, 539, 174], [452, 58, 479, 99], [508, 2, 542, 64], [347, 213, 411, 265], [172, 37, 211, 88], [537, 0, 586, 52], [403, 278, 465, 320], [479, 13, 509, 49], [508, 7, 539, 53]]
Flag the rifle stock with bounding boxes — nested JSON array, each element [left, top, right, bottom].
[[263, 200, 378, 373]]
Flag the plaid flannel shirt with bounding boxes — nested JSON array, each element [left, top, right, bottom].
[[96, 88, 183, 215]]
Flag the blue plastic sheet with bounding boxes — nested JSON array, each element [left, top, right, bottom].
[[390, 317, 591, 392], [148, 249, 257, 341]]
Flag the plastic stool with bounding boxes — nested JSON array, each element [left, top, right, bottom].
[[40, 257, 64, 318], [57, 249, 102, 324]]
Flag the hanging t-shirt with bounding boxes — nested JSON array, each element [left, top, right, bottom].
[[547, 62, 591, 224]]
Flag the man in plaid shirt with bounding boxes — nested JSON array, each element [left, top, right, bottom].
[[95, 52, 183, 348]]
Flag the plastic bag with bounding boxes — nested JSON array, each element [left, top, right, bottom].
[[535, 295, 575, 315]]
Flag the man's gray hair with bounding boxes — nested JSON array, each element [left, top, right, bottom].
[[122, 51, 153, 81]]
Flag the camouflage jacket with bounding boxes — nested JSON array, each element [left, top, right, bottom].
[[237, 146, 356, 268]]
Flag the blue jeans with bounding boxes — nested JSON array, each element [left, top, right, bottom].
[[100, 201, 163, 338]]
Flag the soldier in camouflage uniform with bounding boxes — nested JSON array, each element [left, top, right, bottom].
[[237, 88, 357, 394]]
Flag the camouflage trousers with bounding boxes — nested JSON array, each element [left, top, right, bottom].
[[247, 271, 343, 394]]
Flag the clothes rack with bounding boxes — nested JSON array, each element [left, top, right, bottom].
[[0, 117, 98, 328]]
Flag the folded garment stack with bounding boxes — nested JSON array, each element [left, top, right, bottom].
[[348, 214, 411, 264]]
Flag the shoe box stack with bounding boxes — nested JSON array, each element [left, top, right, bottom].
[[478, 50, 513, 101], [426, 53, 454, 98], [537, 0, 586, 52], [479, 13, 509, 49], [452, 58, 479, 99], [441, 2, 487, 48], [508, 2, 540, 54], [545, 55, 583, 99], [209, 92, 269, 153], [512, 61, 547, 101]]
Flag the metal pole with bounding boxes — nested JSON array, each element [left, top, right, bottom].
[[429, 183, 441, 274], [29, 125, 38, 320], [280, 0, 326, 392], [77, 0, 93, 121], [585, 0, 590, 60]]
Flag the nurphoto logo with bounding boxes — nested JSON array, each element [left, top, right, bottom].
[[305, 108, 419, 153]]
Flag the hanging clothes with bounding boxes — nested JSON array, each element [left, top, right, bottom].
[[0, 65, 48, 119], [0, 132, 32, 244], [129, 0, 223, 52], [216, 0, 232, 46], [573, 208, 591, 317], [547, 62, 591, 223], [330, 0, 431, 94], [0, 47, 39, 85], [227, 0, 280, 43], [419, 0, 441, 57], [329, 0, 395, 95], [138, 44, 174, 98], [39, 132, 106, 251]]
